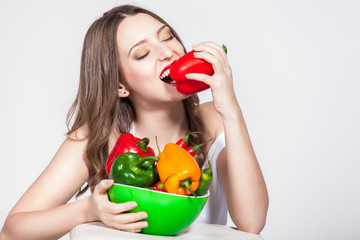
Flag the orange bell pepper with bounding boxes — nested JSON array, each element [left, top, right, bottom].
[[156, 143, 201, 196]]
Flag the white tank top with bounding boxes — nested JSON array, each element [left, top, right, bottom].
[[130, 125, 228, 225], [195, 131, 228, 224]]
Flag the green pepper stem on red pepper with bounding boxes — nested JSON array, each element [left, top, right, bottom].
[[105, 133, 156, 175], [169, 44, 227, 95]]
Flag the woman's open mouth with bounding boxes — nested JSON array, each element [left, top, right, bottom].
[[160, 61, 177, 85]]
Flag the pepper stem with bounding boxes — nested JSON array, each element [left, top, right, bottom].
[[159, 173, 176, 190], [155, 136, 161, 155], [136, 137, 150, 153], [180, 178, 198, 196], [189, 138, 213, 154], [136, 156, 160, 168], [183, 131, 201, 144], [222, 44, 228, 54]]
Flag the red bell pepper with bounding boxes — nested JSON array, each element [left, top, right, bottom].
[[105, 133, 155, 175], [169, 44, 227, 95]]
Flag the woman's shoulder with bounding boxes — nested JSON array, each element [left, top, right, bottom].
[[198, 101, 223, 139], [67, 124, 89, 141], [65, 124, 91, 161]]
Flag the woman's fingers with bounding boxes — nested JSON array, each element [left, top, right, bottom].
[[90, 179, 149, 233], [105, 209, 148, 232], [187, 41, 235, 115], [185, 73, 212, 85], [191, 42, 229, 75], [106, 201, 137, 214], [106, 217, 148, 232], [111, 219, 148, 233], [101, 203, 148, 231], [113, 211, 148, 224], [192, 42, 228, 63], [192, 41, 225, 56], [193, 51, 224, 74]]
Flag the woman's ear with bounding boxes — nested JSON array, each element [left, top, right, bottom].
[[118, 84, 130, 98]]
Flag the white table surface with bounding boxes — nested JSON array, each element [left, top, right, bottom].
[[70, 222, 263, 240]]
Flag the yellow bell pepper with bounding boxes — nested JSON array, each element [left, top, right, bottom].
[[156, 143, 201, 196]]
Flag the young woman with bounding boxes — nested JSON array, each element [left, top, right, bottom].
[[1, 5, 268, 239]]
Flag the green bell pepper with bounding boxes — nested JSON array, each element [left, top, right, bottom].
[[109, 152, 160, 188]]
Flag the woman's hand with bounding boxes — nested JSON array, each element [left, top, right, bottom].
[[88, 179, 148, 233], [185, 41, 238, 118]]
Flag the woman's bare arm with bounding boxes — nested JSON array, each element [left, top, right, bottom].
[[1, 130, 149, 240], [190, 41, 269, 233], [1, 137, 92, 240], [217, 106, 268, 233]]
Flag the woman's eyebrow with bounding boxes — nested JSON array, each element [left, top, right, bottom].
[[156, 24, 168, 35], [128, 24, 168, 57], [128, 39, 146, 56]]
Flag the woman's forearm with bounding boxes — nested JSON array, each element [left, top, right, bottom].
[[1, 197, 93, 240], [221, 105, 269, 233]]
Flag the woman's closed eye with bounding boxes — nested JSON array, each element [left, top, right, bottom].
[[133, 27, 174, 60], [134, 47, 150, 60], [135, 51, 149, 60], [163, 35, 174, 41], [160, 28, 174, 42]]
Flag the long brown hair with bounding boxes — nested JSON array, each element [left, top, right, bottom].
[[66, 5, 204, 196]]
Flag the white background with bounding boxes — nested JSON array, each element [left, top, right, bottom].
[[1, 0, 360, 239]]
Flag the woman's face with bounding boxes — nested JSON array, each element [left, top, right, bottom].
[[116, 13, 186, 105]]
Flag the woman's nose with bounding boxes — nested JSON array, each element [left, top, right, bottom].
[[157, 43, 173, 62]]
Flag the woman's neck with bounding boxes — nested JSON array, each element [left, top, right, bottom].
[[132, 101, 189, 152]]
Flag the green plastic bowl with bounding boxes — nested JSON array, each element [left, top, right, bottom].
[[108, 183, 209, 236]]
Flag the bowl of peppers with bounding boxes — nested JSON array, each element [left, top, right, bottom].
[[106, 132, 213, 236]]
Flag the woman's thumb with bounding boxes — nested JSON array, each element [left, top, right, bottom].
[[94, 179, 114, 195]]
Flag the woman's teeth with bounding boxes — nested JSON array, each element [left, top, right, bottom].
[[160, 69, 170, 80], [160, 69, 176, 84]]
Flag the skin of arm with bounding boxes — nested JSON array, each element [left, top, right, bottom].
[[1, 136, 91, 240], [0, 128, 148, 240], [190, 42, 269, 234]]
